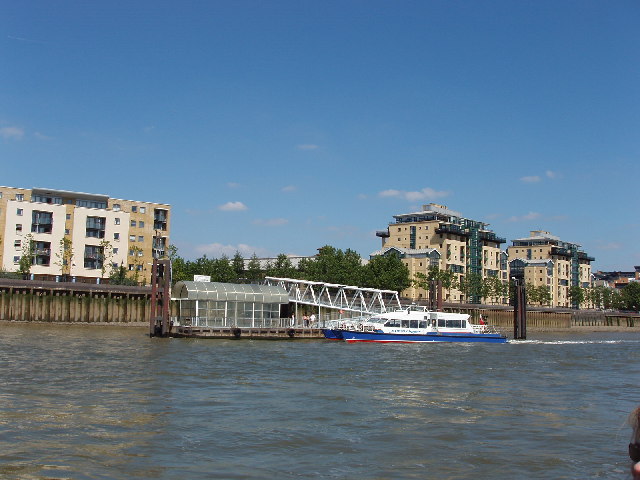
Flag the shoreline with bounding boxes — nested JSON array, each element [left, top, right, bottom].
[[1, 319, 640, 334]]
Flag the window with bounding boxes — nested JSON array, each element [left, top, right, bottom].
[[113, 248, 119, 254], [16, 224, 22, 233], [65, 229, 70, 235], [84, 245, 103, 270], [76, 199, 107, 209], [17, 208, 23, 216], [15, 194, 24, 201], [14, 240, 21, 249], [138, 221, 144, 228], [66, 214, 71, 220], [128, 264, 134, 271], [114, 232, 120, 241], [86, 216, 106, 238], [138, 250, 143, 257], [32, 211, 53, 234], [113, 204, 121, 212], [0, 192, 3, 198], [131, 206, 137, 213], [138, 236, 144, 242], [140, 207, 146, 214], [129, 235, 136, 242], [114, 218, 120, 225], [131, 220, 137, 227], [13, 256, 20, 264]]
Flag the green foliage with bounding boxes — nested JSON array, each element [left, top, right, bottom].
[[54, 237, 74, 277], [109, 264, 138, 286], [363, 253, 411, 292], [266, 254, 296, 279], [299, 246, 364, 286], [568, 285, 585, 308], [18, 234, 34, 276], [620, 282, 640, 311], [98, 239, 114, 279], [232, 251, 245, 280], [246, 254, 263, 281]]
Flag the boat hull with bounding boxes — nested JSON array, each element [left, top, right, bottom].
[[339, 330, 508, 344], [322, 329, 344, 340]]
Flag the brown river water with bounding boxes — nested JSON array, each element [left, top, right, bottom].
[[1, 323, 639, 479]]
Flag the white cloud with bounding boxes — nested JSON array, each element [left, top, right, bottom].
[[253, 218, 289, 227], [520, 175, 541, 183], [0, 126, 25, 140], [195, 242, 270, 258], [34, 132, 52, 141], [281, 185, 297, 192], [218, 201, 248, 211], [297, 144, 319, 150], [507, 212, 541, 222], [545, 170, 559, 179], [597, 242, 622, 251], [227, 182, 241, 188], [379, 187, 450, 201]]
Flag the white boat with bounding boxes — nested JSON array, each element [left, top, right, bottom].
[[334, 305, 507, 343]]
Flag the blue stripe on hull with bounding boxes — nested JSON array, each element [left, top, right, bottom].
[[340, 331, 508, 344], [322, 329, 344, 340]]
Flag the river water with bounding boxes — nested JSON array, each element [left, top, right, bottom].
[[0, 323, 638, 479]]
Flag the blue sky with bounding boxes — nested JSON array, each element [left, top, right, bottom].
[[1, 1, 638, 271]]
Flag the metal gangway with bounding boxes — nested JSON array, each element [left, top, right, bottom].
[[264, 277, 402, 322]]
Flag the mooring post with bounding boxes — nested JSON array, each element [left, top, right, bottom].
[[513, 280, 527, 339], [149, 258, 172, 337]]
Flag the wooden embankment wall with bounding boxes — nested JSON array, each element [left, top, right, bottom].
[[0, 278, 151, 324], [443, 304, 639, 329]]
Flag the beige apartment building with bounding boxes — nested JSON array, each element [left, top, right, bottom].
[[0, 186, 170, 285], [372, 203, 508, 303], [507, 231, 594, 308]]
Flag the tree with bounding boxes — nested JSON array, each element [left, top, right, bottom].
[[109, 263, 138, 286], [413, 265, 458, 301], [459, 272, 484, 304], [168, 244, 189, 284], [212, 255, 235, 283], [620, 282, 640, 312], [130, 246, 144, 283], [231, 251, 245, 281], [246, 254, 263, 281], [568, 285, 585, 308], [362, 253, 410, 292], [266, 253, 296, 279], [54, 237, 74, 280], [300, 246, 364, 286], [18, 234, 34, 277], [98, 239, 114, 279]]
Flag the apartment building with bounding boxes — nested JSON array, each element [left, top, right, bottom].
[[372, 203, 508, 303], [0, 186, 170, 284], [507, 231, 594, 308]]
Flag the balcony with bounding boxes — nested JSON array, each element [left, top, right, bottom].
[[436, 224, 469, 237], [479, 231, 506, 244], [551, 247, 571, 257], [376, 230, 390, 238], [578, 252, 595, 262]]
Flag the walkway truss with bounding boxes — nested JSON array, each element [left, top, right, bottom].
[[264, 277, 402, 316]]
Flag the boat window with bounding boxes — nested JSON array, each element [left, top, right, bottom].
[[384, 320, 400, 327], [445, 319, 463, 328], [438, 319, 446, 327], [409, 320, 419, 328], [401, 320, 410, 328], [419, 320, 428, 328]]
